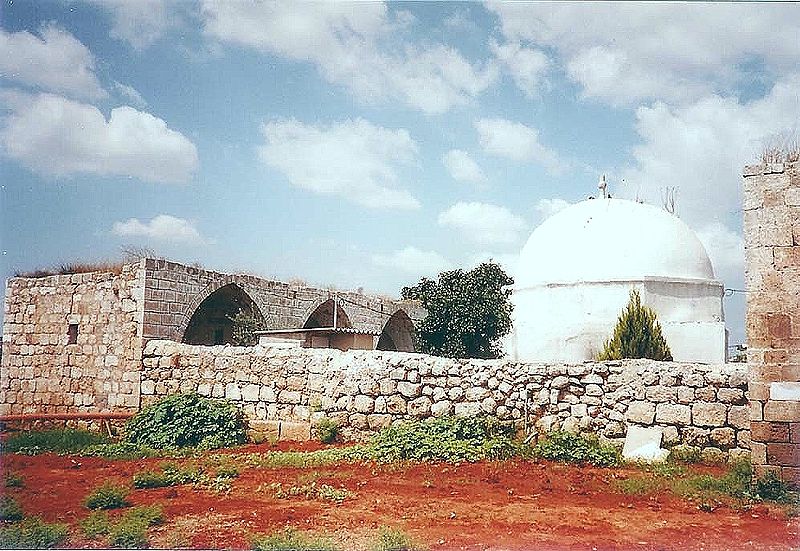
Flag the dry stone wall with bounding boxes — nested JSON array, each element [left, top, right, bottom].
[[743, 161, 800, 483], [142, 341, 750, 458], [1, 264, 144, 414]]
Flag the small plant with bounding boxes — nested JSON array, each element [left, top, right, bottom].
[[597, 289, 672, 361], [80, 511, 111, 538], [755, 471, 794, 502], [269, 481, 354, 504], [0, 517, 69, 548], [81, 442, 163, 460], [667, 445, 702, 464], [132, 464, 204, 489], [125, 393, 247, 449], [2, 429, 109, 455], [0, 495, 24, 521], [84, 482, 130, 510], [4, 472, 24, 488], [372, 527, 424, 551], [228, 308, 266, 346], [532, 431, 621, 467], [108, 519, 148, 548], [315, 418, 339, 444], [252, 528, 340, 551]]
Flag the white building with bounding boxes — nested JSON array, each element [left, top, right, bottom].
[[507, 198, 727, 363]]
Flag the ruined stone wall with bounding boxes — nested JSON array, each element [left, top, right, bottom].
[[0, 264, 145, 414], [743, 161, 800, 483], [140, 258, 423, 342], [142, 341, 750, 458]]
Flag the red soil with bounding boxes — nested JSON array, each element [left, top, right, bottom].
[[2, 445, 797, 551]]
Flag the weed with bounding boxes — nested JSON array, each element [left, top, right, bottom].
[[232, 445, 367, 469], [132, 464, 204, 489], [81, 442, 164, 460], [0, 517, 69, 548], [80, 511, 111, 538], [371, 527, 424, 551], [4, 472, 24, 488], [532, 431, 621, 467], [84, 482, 130, 510], [667, 445, 702, 463], [251, 528, 340, 551], [0, 495, 24, 521], [269, 481, 353, 504], [755, 471, 795, 503], [216, 464, 240, 479], [108, 519, 147, 548], [2, 429, 109, 455], [315, 418, 339, 444], [123, 505, 164, 527]]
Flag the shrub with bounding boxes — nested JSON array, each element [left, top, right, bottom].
[[314, 418, 339, 444], [125, 393, 247, 449], [0, 495, 24, 521], [132, 463, 204, 489], [2, 429, 109, 455], [84, 483, 130, 510], [532, 431, 621, 467], [80, 511, 111, 538], [755, 470, 794, 502], [228, 308, 266, 346], [108, 519, 148, 548], [252, 528, 340, 551], [371, 527, 424, 551], [368, 416, 519, 463], [597, 289, 672, 361], [4, 472, 24, 488], [0, 517, 69, 549]]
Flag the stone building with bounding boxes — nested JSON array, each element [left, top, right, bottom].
[[0, 258, 422, 414], [507, 197, 727, 364]]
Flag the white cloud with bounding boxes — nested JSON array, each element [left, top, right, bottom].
[[0, 92, 198, 184], [259, 117, 420, 209], [489, 39, 549, 97], [695, 222, 744, 288], [87, 0, 176, 50], [535, 198, 571, 220], [438, 202, 526, 246], [620, 73, 800, 226], [112, 214, 206, 244], [442, 149, 486, 186], [113, 81, 147, 108], [474, 117, 562, 174], [488, 3, 800, 105], [201, 1, 495, 113], [0, 25, 106, 100], [372, 246, 451, 276]]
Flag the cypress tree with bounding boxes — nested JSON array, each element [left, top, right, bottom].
[[598, 289, 672, 361]]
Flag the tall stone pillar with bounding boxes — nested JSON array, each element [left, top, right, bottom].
[[743, 161, 800, 485]]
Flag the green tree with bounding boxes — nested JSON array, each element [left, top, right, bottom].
[[598, 289, 672, 361], [401, 262, 514, 359], [228, 308, 265, 346]]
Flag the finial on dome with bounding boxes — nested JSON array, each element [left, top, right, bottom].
[[598, 174, 608, 199]]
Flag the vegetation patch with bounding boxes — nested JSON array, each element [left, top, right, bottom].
[[252, 528, 340, 551], [4, 472, 24, 488], [232, 445, 367, 469], [14, 260, 124, 279], [0, 517, 69, 549], [81, 442, 167, 460], [268, 481, 354, 504], [0, 495, 24, 521], [368, 416, 520, 463], [80, 511, 112, 538], [314, 418, 340, 444], [84, 482, 130, 510], [125, 393, 247, 449], [2, 428, 109, 455], [371, 527, 425, 551], [597, 289, 672, 361], [532, 431, 621, 467], [133, 463, 204, 489], [81, 506, 163, 548]]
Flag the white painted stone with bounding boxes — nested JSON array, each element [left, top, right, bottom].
[[622, 426, 669, 462], [770, 382, 800, 401]]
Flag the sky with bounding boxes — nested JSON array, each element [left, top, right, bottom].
[[1, 1, 799, 346]]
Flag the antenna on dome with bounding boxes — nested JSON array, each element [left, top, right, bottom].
[[598, 174, 608, 199]]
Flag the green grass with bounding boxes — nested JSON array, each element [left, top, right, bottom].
[[132, 463, 204, 489], [2, 429, 109, 455], [251, 528, 340, 551], [0, 495, 24, 521], [81, 442, 168, 460], [269, 481, 354, 504], [81, 506, 163, 547], [84, 482, 130, 510], [532, 431, 621, 467], [80, 511, 111, 538], [0, 517, 69, 549], [4, 472, 24, 488], [230, 445, 368, 470], [371, 527, 425, 551]]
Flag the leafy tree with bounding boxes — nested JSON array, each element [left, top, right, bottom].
[[598, 289, 672, 361], [228, 308, 266, 346], [401, 262, 514, 359]]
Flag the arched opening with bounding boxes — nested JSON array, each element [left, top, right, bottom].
[[182, 283, 263, 345], [377, 309, 416, 352], [303, 299, 352, 329]]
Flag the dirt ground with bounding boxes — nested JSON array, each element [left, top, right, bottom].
[[2, 443, 798, 551]]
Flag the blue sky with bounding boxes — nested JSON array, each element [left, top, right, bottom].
[[2, 1, 799, 345]]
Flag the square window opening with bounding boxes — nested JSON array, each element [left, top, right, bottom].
[[67, 324, 79, 345]]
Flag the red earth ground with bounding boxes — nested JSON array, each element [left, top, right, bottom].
[[1, 442, 797, 551]]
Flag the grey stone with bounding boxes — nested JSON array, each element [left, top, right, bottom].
[[354, 395, 374, 413], [692, 402, 727, 427], [626, 401, 656, 424], [454, 401, 481, 417], [225, 383, 241, 400], [551, 376, 569, 389], [397, 381, 421, 398], [408, 396, 432, 417], [655, 403, 691, 426], [431, 400, 452, 416]]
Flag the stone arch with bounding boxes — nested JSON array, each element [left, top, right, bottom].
[[180, 282, 264, 345], [377, 309, 416, 352], [303, 298, 352, 329]]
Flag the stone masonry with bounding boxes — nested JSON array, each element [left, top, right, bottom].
[[743, 161, 800, 484], [142, 340, 750, 459]]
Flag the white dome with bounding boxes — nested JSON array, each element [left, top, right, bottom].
[[516, 198, 716, 289]]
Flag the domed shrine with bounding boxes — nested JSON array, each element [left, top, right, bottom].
[[506, 197, 727, 363]]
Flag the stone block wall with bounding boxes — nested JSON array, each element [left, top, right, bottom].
[[0, 263, 144, 414], [142, 341, 750, 458], [743, 161, 800, 484]]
